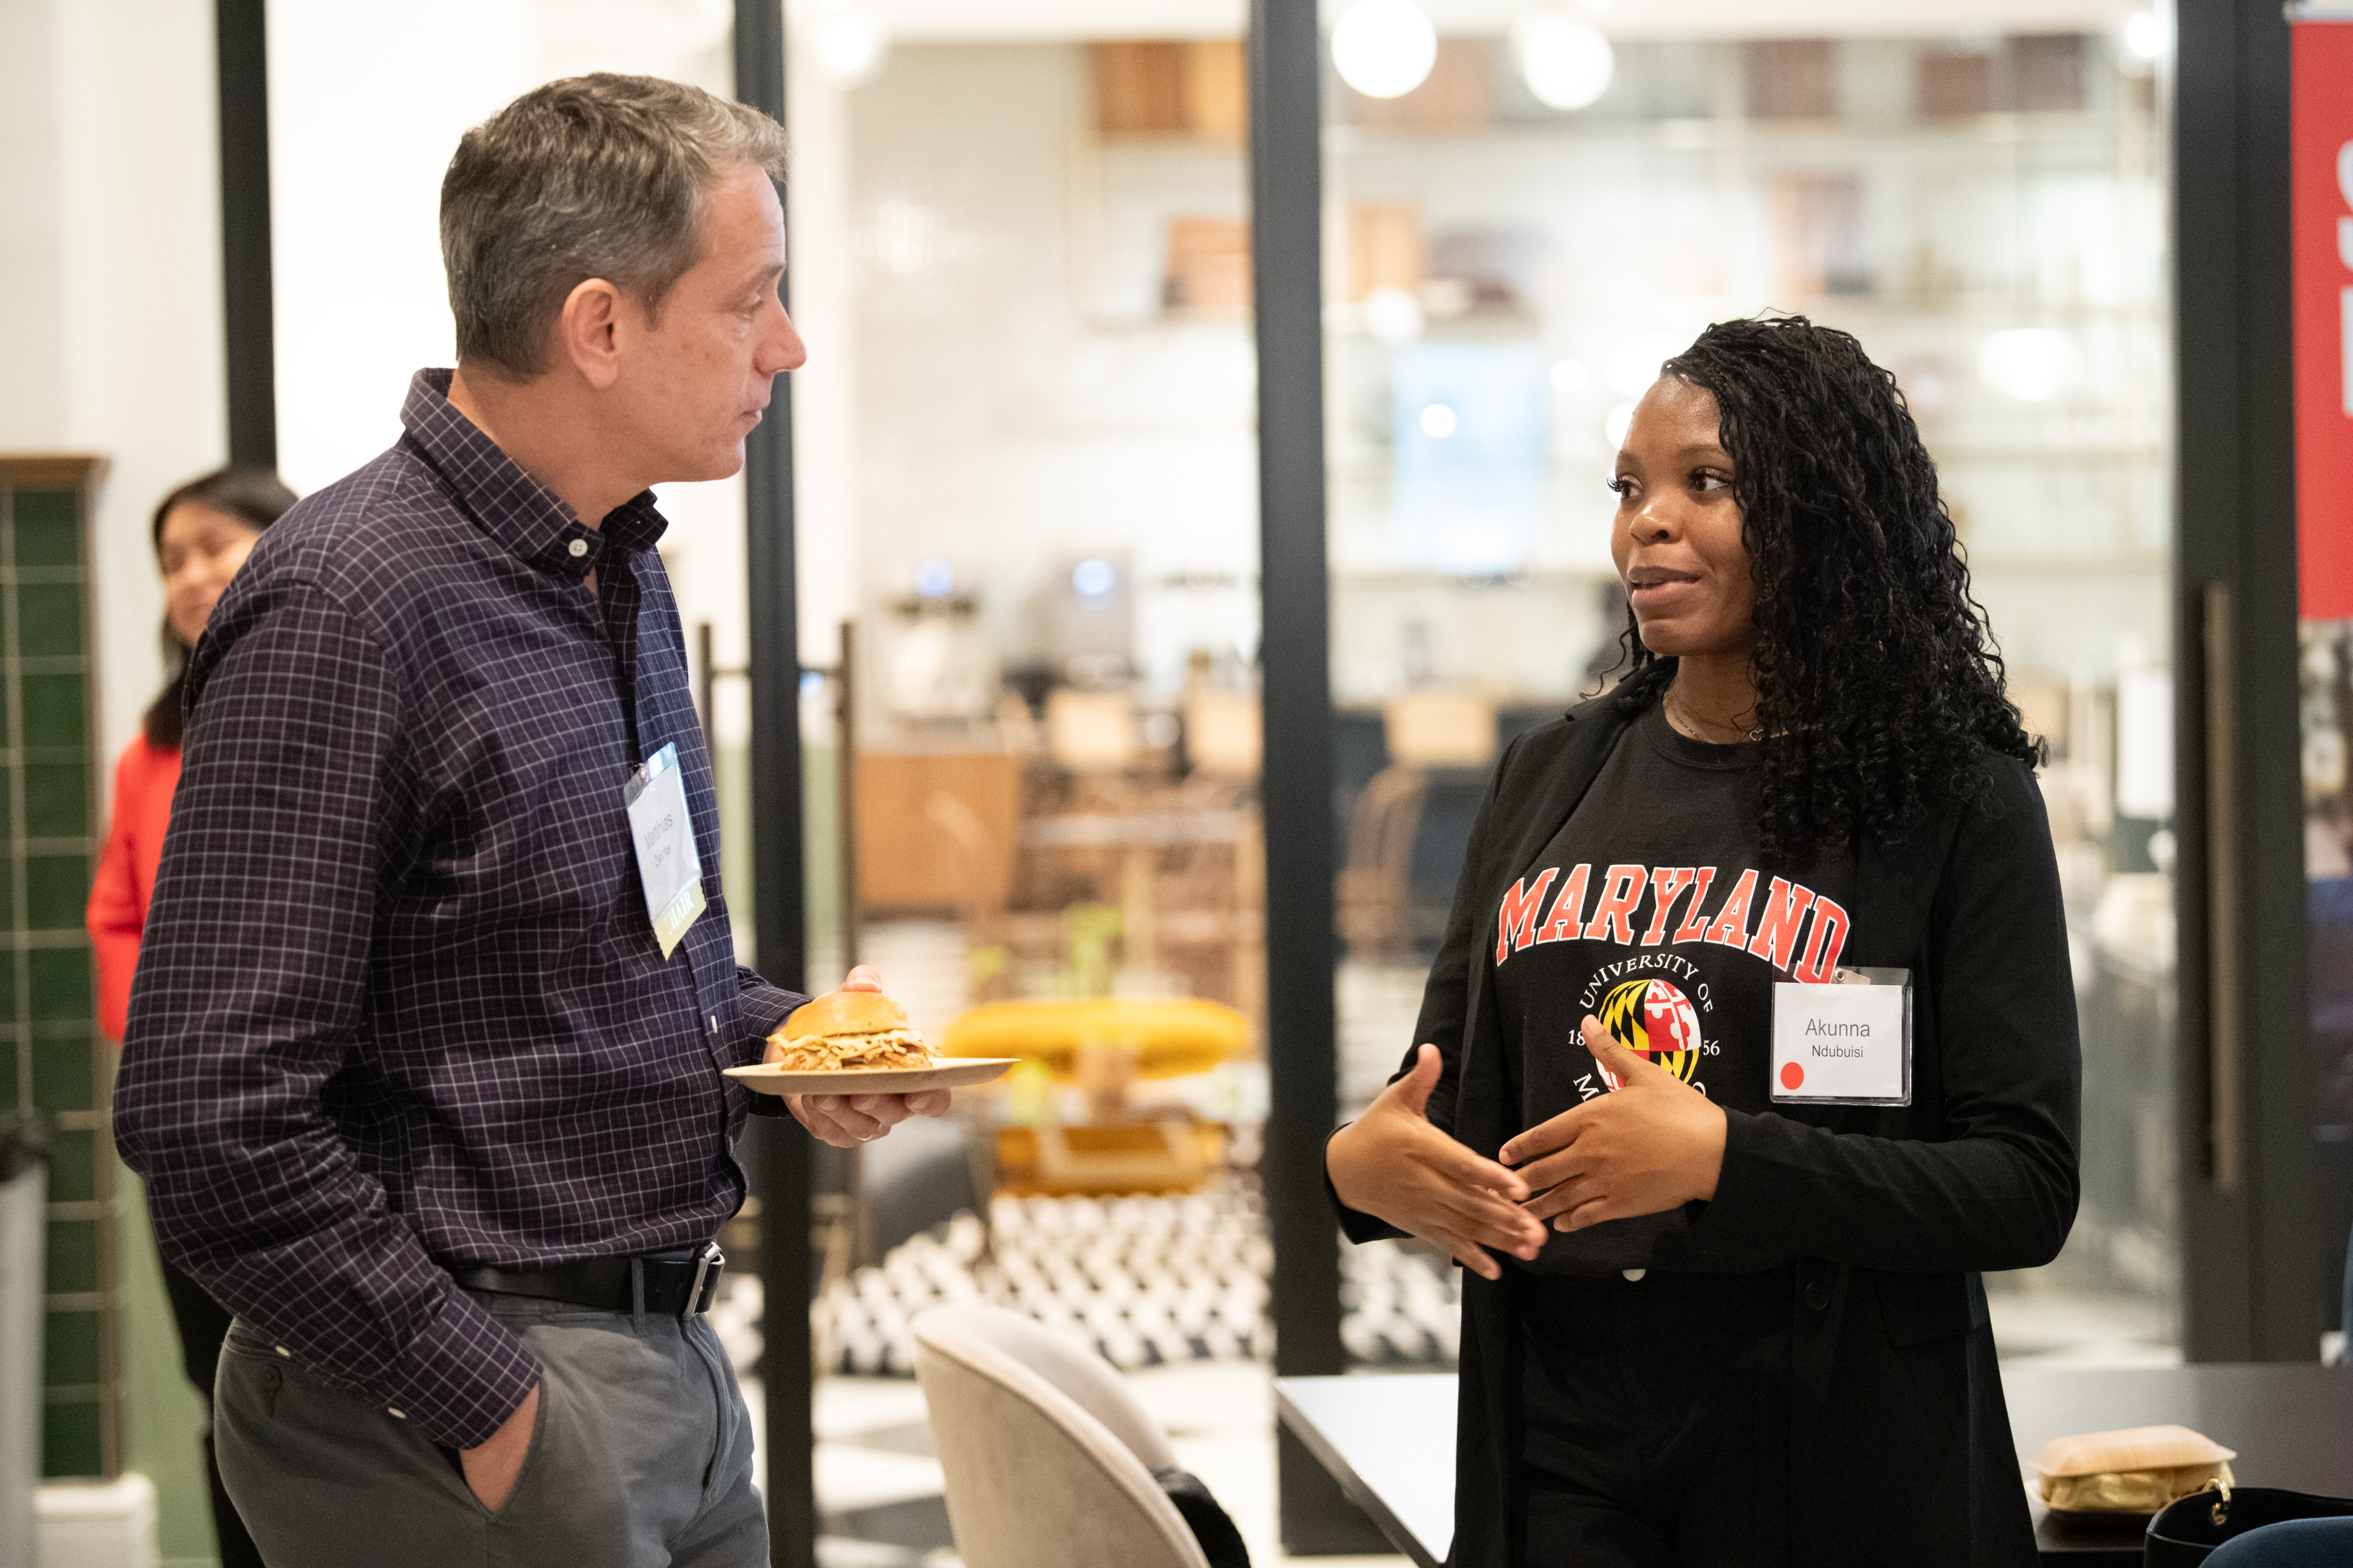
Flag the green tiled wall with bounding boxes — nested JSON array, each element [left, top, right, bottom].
[[2, 476, 112, 1479]]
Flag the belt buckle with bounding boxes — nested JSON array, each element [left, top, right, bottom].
[[683, 1241, 723, 1322]]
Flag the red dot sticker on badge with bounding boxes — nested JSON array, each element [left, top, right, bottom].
[[1779, 1061, 1805, 1091]]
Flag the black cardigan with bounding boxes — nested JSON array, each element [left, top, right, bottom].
[[1331, 693, 2081, 1567]]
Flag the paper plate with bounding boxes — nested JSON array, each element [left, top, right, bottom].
[[724, 1057, 1018, 1098]]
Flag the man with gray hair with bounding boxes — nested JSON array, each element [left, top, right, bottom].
[[115, 74, 941, 1566]]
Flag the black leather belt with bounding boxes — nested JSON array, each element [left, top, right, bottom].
[[455, 1242, 724, 1320]]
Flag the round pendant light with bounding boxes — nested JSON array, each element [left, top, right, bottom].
[[1331, 0, 1439, 100], [1513, 14, 1614, 111]]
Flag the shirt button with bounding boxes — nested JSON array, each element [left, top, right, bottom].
[[386, 1408, 406, 1420], [568, 539, 589, 558], [1621, 1269, 1646, 1282], [1804, 1282, 1830, 1311], [275, 1345, 292, 1357]]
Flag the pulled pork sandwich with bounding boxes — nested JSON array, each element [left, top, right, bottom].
[[765, 990, 931, 1071]]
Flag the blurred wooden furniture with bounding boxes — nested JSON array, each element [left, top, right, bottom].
[[1746, 38, 1836, 120], [1184, 689, 1261, 776], [948, 996, 1248, 1197], [992, 1121, 1228, 1198], [1338, 764, 1427, 964], [1339, 38, 1496, 131], [857, 753, 1018, 912], [1384, 691, 1496, 767], [1164, 218, 1251, 313], [1771, 171, 1866, 300], [1349, 202, 1424, 301], [1010, 797, 1264, 1019], [1092, 39, 1245, 143], [1046, 691, 1136, 772]]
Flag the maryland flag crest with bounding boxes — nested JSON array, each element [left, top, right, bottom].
[[1597, 977, 1703, 1085]]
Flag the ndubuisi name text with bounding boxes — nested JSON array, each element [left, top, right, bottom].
[[1804, 1018, 1869, 1059]]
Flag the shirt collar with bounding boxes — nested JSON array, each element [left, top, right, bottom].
[[400, 369, 668, 582]]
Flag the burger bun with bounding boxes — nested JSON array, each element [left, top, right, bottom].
[[783, 988, 912, 1041]]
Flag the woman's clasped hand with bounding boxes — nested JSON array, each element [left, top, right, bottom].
[[1499, 1016, 1728, 1233], [1329, 1020, 1732, 1278], [1325, 1045, 1546, 1279]]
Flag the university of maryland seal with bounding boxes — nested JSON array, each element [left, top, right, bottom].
[[1598, 976, 1704, 1085]]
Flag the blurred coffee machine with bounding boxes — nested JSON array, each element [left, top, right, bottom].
[[1049, 550, 1135, 691]]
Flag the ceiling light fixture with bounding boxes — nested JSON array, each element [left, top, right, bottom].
[[819, 12, 888, 86], [1363, 286, 1426, 345], [1513, 14, 1615, 111], [1331, 0, 1438, 100]]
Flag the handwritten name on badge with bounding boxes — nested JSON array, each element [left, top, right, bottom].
[[626, 744, 706, 960], [1770, 967, 1911, 1106]]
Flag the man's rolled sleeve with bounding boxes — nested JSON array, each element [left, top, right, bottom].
[[385, 1291, 543, 1447], [736, 968, 803, 1047], [114, 583, 537, 1449], [737, 969, 808, 1116]]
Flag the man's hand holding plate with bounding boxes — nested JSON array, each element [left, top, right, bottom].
[[785, 966, 953, 1147]]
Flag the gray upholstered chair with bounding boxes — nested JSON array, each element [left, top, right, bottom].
[[912, 1304, 1212, 1568]]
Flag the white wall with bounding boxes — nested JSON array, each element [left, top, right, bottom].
[[0, 0, 227, 774], [0, 0, 773, 769], [839, 43, 1263, 708], [785, 3, 861, 673], [266, 0, 755, 741]]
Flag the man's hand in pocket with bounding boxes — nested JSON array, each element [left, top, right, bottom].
[[461, 1384, 540, 1511]]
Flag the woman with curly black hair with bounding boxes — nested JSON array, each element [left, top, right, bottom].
[[1326, 315, 2078, 1567]]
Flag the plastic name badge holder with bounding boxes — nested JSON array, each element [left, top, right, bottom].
[[1770, 967, 1911, 1107]]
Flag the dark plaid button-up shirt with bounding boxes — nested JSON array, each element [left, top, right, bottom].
[[115, 369, 804, 1448]]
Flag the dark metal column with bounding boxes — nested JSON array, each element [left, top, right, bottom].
[[733, 4, 816, 1565], [1249, 1, 1386, 1552], [215, 0, 277, 467], [2172, 0, 2316, 1361]]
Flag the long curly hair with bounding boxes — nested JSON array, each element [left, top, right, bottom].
[[1609, 315, 2039, 868]]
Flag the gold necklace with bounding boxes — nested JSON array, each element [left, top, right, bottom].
[[1665, 686, 1763, 744]]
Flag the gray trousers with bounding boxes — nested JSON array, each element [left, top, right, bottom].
[[216, 1290, 766, 1568]]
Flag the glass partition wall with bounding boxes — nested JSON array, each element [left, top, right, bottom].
[[786, 22, 1279, 1555], [1321, 16, 2179, 1368]]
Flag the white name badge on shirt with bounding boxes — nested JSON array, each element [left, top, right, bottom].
[[625, 743, 706, 959], [1770, 966, 1911, 1106]]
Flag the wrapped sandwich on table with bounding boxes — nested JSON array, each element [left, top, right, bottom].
[[2033, 1425, 2236, 1513], [764, 990, 931, 1072]]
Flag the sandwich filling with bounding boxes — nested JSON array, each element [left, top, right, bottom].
[[767, 1026, 930, 1072]]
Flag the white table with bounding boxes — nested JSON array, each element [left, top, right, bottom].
[[1273, 1374, 1457, 1567], [1276, 1364, 2353, 1568]]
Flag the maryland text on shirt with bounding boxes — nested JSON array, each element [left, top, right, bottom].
[[1493, 861, 1850, 982]]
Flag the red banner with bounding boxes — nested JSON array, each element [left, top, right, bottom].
[[2295, 21, 2353, 620]]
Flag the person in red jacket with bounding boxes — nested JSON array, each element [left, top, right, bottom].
[[89, 466, 293, 1568]]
